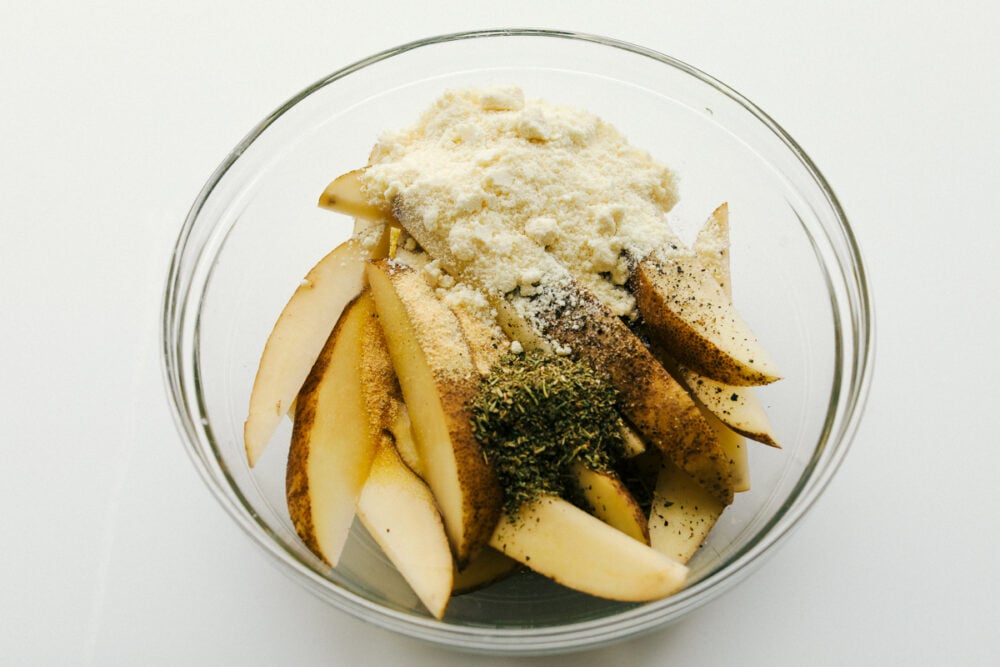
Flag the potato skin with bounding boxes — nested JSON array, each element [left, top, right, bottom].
[[286, 390, 321, 558]]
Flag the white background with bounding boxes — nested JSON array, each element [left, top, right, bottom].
[[3, 1, 997, 665]]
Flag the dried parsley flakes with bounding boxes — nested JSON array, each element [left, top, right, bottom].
[[470, 352, 627, 516]]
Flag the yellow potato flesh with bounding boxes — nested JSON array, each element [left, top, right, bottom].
[[648, 460, 725, 564], [574, 464, 650, 544], [317, 169, 387, 221], [490, 496, 687, 601], [682, 368, 779, 448], [710, 408, 751, 494], [286, 293, 378, 566], [358, 441, 454, 619], [693, 202, 732, 299]]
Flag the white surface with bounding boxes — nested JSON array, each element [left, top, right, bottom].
[[3, 2, 997, 665]]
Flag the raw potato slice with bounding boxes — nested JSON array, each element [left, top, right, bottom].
[[702, 405, 750, 493], [693, 202, 732, 298], [574, 464, 650, 544], [648, 459, 725, 564], [631, 252, 780, 386], [355, 247, 427, 479], [490, 496, 687, 601], [244, 230, 389, 467], [366, 259, 502, 566], [452, 547, 521, 595], [649, 336, 752, 490], [318, 169, 388, 221], [286, 293, 379, 566], [357, 441, 454, 619], [682, 368, 779, 447]]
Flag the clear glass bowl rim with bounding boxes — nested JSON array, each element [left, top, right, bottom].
[[161, 28, 875, 655]]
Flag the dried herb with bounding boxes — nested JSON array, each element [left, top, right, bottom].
[[470, 351, 627, 516]]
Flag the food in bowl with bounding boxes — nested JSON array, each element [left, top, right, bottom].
[[243, 85, 781, 619]]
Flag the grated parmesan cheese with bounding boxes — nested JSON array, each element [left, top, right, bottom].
[[361, 85, 684, 319]]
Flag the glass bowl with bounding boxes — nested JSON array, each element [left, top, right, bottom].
[[162, 29, 873, 655]]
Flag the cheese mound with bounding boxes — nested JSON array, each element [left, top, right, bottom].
[[362, 85, 681, 317]]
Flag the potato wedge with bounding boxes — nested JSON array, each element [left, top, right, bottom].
[[631, 252, 780, 386], [452, 547, 521, 595], [693, 202, 732, 299], [357, 300, 406, 444], [648, 459, 725, 564], [450, 303, 509, 377], [366, 259, 502, 566], [286, 292, 379, 566], [318, 168, 389, 221], [357, 440, 454, 619], [682, 368, 779, 447], [574, 464, 650, 544], [393, 242, 511, 377], [356, 294, 426, 479], [490, 495, 687, 601], [356, 298, 515, 598], [702, 405, 750, 493], [244, 230, 389, 467]]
